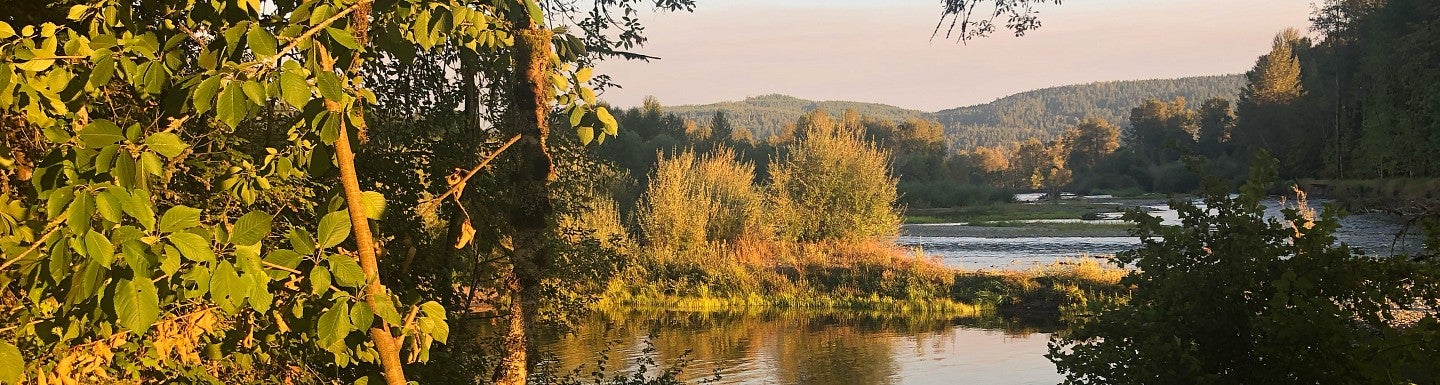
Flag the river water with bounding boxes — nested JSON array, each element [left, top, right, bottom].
[[900, 197, 1423, 270], [536, 311, 1062, 385], [535, 197, 1425, 385]]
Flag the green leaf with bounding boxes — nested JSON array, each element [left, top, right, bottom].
[[160, 246, 180, 276], [309, 266, 331, 295], [95, 145, 118, 173], [420, 301, 446, 320], [95, 189, 124, 223], [119, 190, 156, 231], [0, 341, 23, 385], [278, 69, 310, 109], [350, 302, 374, 329], [83, 230, 114, 267], [145, 132, 187, 158], [576, 126, 594, 146], [315, 71, 343, 102], [139, 61, 167, 94], [230, 211, 272, 246], [371, 295, 402, 325], [360, 191, 385, 220], [327, 254, 365, 288], [46, 187, 74, 219], [317, 301, 352, 346], [90, 55, 115, 88], [168, 232, 215, 262], [288, 228, 316, 256], [66, 191, 94, 234], [568, 106, 585, 128], [596, 107, 618, 136], [159, 205, 201, 233], [263, 249, 302, 270], [524, 0, 545, 27], [242, 80, 266, 106], [139, 152, 164, 176], [247, 25, 278, 57], [193, 76, 222, 115], [79, 120, 124, 147], [114, 278, 160, 333], [210, 261, 245, 314], [216, 83, 249, 129], [316, 210, 351, 249], [325, 27, 360, 50]]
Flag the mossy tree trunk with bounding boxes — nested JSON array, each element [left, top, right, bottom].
[[492, 5, 556, 385]]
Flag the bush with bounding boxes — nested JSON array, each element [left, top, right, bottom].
[[637, 148, 766, 254], [1049, 156, 1440, 384], [769, 122, 901, 242]]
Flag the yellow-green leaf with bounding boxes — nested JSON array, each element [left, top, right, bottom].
[[325, 27, 360, 50], [230, 211, 272, 246], [278, 69, 310, 109], [159, 205, 201, 233], [316, 210, 350, 249], [576, 126, 594, 146], [78, 120, 123, 147], [0, 340, 21, 385], [327, 254, 365, 288], [144, 132, 187, 158], [169, 232, 215, 262], [315, 71, 343, 102], [113, 278, 159, 333], [247, 25, 278, 57], [596, 107, 618, 136]]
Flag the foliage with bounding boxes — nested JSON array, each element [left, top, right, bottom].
[[0, 0, 643, 382], [769, 120, 900, 242], [933, 75, 1244, 149], [637, 148, 764, 254], [1048, 155, 1440, 384]]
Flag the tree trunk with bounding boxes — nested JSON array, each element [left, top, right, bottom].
[[326, 2, 410, 385], [491, 9, 556, 385]]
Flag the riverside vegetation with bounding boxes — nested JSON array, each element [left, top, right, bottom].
[[1, 0, 1438, 384], [597, 114, 1128, 317]]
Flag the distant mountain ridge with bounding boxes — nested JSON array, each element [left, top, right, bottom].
[[663, 94, 930, 137], [661, 74, 1246, 149]]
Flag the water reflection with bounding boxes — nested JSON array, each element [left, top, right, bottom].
[[535, 310, 1062, 385]]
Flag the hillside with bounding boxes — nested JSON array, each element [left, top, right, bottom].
[[933, 74, 1246, 148], [662, 74, 1246, 149], [664, 94, 930, 139]]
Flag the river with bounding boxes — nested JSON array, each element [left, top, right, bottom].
[[535, 196, 1424, 384], [535, 310, 1063, 385], [899, 196, 1423, 270]]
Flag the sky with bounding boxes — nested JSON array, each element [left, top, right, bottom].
[[594, 0, 1316, 111]]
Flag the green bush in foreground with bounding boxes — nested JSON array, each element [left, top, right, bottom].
[[1049, 156, 1440, 384]]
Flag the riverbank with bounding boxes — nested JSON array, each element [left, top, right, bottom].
[[1299, 178, 1440, 212], [596, 240, 1130, 320]]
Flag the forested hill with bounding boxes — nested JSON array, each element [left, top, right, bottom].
[[664, 94, 929, 139], [933, 74, 1246, 148], [662, 74, 1245, 149]]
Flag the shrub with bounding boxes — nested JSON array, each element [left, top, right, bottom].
[[1049, 156, 1440, 384], [637, 148, 766, 255], [769, 122, 901, 242]]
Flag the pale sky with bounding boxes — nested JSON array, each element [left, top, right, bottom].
[[594, 0, 1315, 111]]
